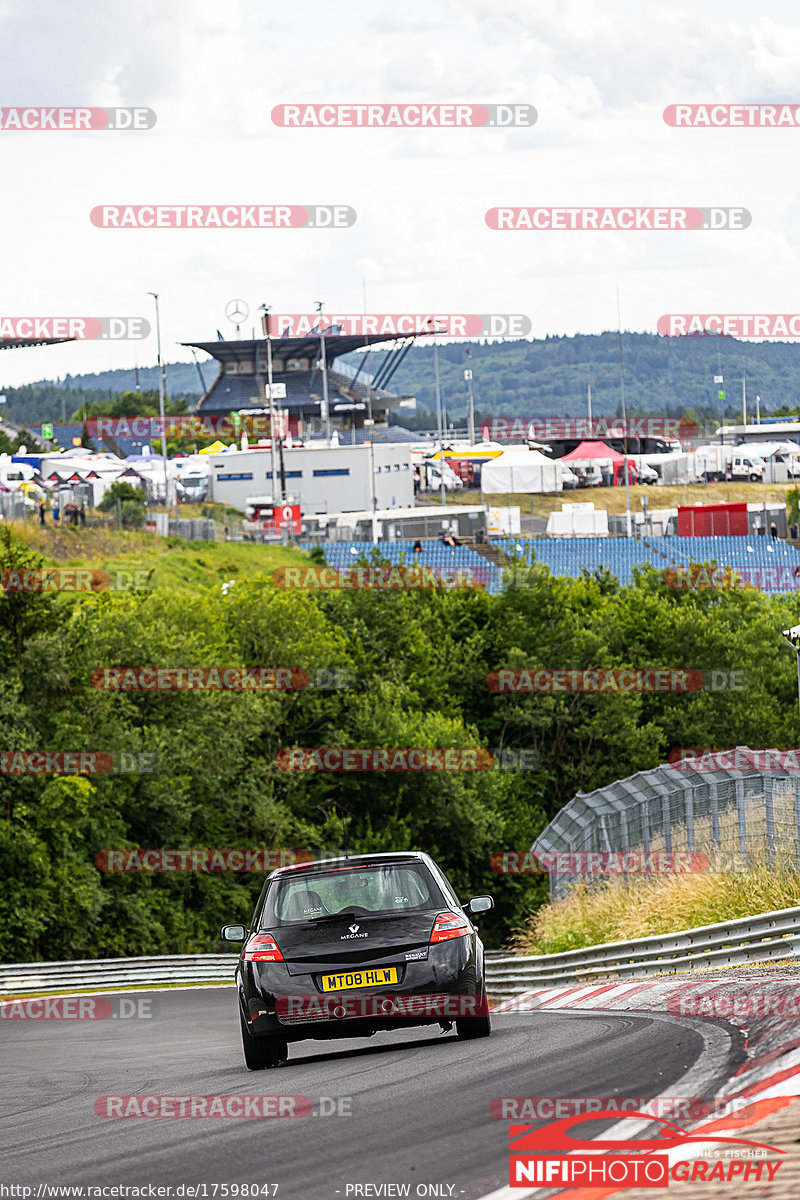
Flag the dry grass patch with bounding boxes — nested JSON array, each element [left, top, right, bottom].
[[511, 853, 800, 955]]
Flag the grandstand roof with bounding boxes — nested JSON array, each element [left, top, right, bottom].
[[0, 337, 75, 350], [182, 335, 398, 365]]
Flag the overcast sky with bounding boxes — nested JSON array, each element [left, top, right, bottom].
[[2, 0, 800, 387]]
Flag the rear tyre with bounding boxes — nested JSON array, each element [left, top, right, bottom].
[[456, 982, 492, 1040], [240, 1010, 288, 1069]]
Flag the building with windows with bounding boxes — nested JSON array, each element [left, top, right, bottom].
[[206, 442, 413, 514]]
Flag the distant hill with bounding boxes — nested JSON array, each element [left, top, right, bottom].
[[356, 332, 800, 423], [3, 332, 799, 426]]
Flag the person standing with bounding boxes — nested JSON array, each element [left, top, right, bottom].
[[38, 501, 46, 526]]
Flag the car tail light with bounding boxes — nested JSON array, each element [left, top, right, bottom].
[[243, 933, 284, 962], [429, 910, 470, 944]]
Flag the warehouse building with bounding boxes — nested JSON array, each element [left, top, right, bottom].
[[206, 442, 413, 515]]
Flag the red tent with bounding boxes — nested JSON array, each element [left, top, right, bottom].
[[561, 440, 635, 485]]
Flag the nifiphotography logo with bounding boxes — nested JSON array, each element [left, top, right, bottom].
[[513, 1108, 782, 1185], [508, 1111, 784, 1187]]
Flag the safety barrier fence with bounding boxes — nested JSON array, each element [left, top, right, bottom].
[[2, 904, 799, 997]]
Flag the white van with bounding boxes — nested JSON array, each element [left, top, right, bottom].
[[730, 453, 765, 481], [423, 462, 463, 491]]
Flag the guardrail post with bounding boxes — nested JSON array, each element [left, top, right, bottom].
[[765, 778, 776, 866], [710, 783, 721, 850], [641, 801, 651, 855], [685, 789, 695, 851], [736, 778, 748, 862], [619, 808, 629, 852], [661, 794, 672, 854]]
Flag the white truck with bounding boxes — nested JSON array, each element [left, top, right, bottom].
[[696, 445, 765, 482]]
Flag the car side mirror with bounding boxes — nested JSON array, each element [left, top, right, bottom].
[[465, 896, 494, 915], [221, 923, 247, 941]]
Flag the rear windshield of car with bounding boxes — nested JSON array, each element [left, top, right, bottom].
[[261, 862, 445, 927]]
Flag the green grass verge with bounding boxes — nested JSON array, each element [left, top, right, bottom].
[[510, 854, 800, 955], [6, 520, 310, 593]]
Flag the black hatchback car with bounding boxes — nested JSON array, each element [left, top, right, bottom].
[[222, 851, 494, 1068]]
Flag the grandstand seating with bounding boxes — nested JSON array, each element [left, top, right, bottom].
[[304, 539, 505, 593], [307, 535, 800, 595], [496, 535, 800, 591]]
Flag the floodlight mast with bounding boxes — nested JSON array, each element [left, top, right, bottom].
[[147, 292, 170, 513], [315, 301, 332, 444], [259, 305, 280, 503]]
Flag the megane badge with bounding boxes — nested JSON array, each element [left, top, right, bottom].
[[349, 924, 360, 934]]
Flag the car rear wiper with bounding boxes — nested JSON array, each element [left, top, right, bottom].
[[306, 910, 362, 923], [308, 908, 429, 923]]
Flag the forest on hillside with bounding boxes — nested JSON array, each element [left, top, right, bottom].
[[4, 332, 800, 428], [3, 527, 800, 959]]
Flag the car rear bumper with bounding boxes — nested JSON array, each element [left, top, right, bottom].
[[238, 940, 483, 1041]]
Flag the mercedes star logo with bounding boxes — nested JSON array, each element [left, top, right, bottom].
[[225, 298, 249, 323], [349, 924, 360, 934]]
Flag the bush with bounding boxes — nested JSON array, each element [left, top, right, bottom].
[[98, 481, 147, 511], [118, 500, 146, 530]]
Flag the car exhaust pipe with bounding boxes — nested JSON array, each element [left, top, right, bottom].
[[332, 1005, 347, 1019], [380, 999, 394, 1015]]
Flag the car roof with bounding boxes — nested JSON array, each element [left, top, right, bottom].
[[268, 851, 431, 879]]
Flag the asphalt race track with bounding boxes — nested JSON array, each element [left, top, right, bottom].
[[0, 988, 741, 1200]]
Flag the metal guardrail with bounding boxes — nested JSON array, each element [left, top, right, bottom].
[[1, 906, 798, 997], [0, 953, 238, 995], [485, 904, 800, 998]]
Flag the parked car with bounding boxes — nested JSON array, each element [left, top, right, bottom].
[[635, 461, 659, 484], [559, 464, 580, 490]]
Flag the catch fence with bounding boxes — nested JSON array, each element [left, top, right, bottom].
[[533, 750, 800, 898]]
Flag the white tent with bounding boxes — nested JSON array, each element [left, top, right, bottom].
[[481, 448, 560, 494]]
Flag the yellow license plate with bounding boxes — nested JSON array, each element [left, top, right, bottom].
[[320, 967, 399, 992]]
